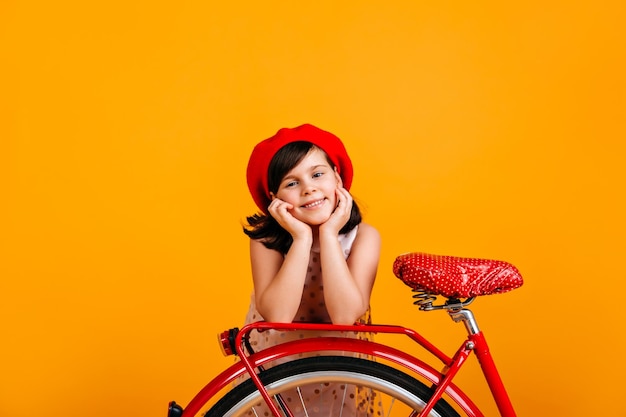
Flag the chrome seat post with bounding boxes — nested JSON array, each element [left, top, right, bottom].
[[448, 308, 480, 335]]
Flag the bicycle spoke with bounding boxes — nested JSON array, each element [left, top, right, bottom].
[[386, 397, 396, 417], [338, 384, 347, 417], [295, 386, 310, 417]]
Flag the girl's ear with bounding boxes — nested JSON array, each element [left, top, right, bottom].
[[334, 168, 343, 188], [269, 192, 276, 200]]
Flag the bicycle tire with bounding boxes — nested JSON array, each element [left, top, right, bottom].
[[203, 356, 460, 417]]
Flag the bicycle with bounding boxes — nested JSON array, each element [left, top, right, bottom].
[[167, 251, 523, 416]]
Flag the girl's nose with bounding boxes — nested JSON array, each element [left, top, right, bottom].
[[301, 181, 317, 195]]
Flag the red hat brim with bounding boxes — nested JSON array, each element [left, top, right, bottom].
[[246, 124, 353, 213]]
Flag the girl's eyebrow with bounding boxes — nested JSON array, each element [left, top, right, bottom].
[[280, 173, 299, 183], [283, 164, 329, 180], [281, 163, 331, 184]]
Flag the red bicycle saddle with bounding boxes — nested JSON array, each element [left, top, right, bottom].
[[393, 252, 523, 298]]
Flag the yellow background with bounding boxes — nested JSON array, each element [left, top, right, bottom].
[[2, 1, 625, 416]]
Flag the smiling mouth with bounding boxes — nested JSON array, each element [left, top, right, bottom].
[[302, 199, 326, 209]]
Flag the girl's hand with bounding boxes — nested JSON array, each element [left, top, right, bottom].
[[268, 198, 312, 240], [319, 187, 353, 236]]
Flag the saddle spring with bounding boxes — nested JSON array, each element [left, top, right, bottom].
[[412, 288, 476, 312], [411, 288, 437, 311]]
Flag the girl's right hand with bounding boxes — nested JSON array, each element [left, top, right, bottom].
[[268, 198, 312, 240]]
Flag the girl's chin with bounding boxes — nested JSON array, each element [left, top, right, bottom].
[[294, 211, 332, 226]]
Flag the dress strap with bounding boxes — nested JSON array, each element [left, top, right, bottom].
[[337, 225, 359, 258]]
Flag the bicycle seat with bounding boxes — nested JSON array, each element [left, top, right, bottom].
[[393, 252, 523, 298]]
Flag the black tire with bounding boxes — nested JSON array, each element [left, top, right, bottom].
[[203, 356, 460, 417]]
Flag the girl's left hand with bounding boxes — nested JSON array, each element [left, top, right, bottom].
[[319, 187, 353, 235]]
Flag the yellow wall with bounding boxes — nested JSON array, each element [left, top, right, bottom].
[[2, 1, 625, 416]]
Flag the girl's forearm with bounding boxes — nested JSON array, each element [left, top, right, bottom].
[[318, 234, 367, 325], [255, 238, 312, 322]]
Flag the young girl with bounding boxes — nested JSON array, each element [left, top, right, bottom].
[[241, 124, 383, 415]]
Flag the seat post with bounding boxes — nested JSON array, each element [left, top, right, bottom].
[[448, 308, 480, 335]]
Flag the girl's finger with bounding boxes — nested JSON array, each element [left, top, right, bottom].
[[337, 188, 352, 207]]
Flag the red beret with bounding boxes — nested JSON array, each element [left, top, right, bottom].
[[246, 124, 353, 213]]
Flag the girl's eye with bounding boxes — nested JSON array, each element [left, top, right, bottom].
[[285, 181, 298, 188], [312, 172, 323, 178]]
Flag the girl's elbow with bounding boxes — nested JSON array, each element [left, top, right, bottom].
[[331, 316, 358, 326], [330, 305, 368, 325], [264, 313, 295, 323], [257, 306, 296, 323], [255, 296, 296, 323]]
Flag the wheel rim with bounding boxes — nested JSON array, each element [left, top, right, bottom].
[[221, 369, 447, 417]]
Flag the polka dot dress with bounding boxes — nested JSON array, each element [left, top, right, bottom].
[[238, 226, 384, 416]]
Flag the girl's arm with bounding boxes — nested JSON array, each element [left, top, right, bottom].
[[319, 222, 381, 325], [250, 197, 314, 322], [249, 235, 312, 323], [319, 188, 381, 325]]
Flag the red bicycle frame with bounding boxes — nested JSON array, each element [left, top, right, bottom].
[[175, 310, 516, 417]]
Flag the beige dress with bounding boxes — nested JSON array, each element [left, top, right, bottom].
[[239, 226, 384, 416]]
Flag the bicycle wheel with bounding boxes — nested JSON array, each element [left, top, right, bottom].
[[203, 356, 460, 417]]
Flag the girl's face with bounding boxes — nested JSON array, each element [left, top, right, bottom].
[[271, 148, 342, 226]]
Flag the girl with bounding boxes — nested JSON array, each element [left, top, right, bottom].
[[241, 124, 383, 415]]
